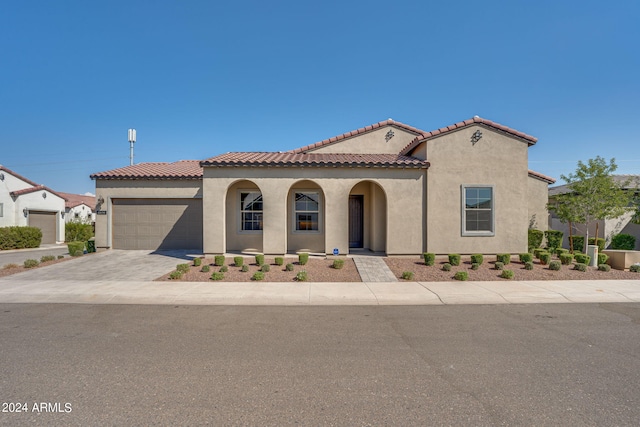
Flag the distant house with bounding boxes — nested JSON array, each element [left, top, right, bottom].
[[57, 192, 96, 224], [0, 165, 66, 244], [91, 116, 555, 255]]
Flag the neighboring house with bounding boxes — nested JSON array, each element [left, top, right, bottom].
[[0, 165, 66, 244], [549, 175, 640, 250], [91, 116, 555, 255], [57, 192, 96, 224]]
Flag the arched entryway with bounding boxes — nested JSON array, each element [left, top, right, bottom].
[[286, 180, 325, 254], [348, 181, 387, 253], [225, 179, 263, 253]]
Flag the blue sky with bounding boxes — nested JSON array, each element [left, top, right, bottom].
[[1, 0, 638, 195]]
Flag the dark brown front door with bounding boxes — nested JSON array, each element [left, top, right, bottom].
[[349, 195, 363, 248]]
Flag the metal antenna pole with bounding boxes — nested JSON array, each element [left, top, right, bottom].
[[128, 129, 136, 166]]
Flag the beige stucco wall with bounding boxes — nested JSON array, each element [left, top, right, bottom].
[[307, 126, 420, 154], [425, 125, 530, 254], [93, 180, 202, 248], [527, 176, 551, 231]]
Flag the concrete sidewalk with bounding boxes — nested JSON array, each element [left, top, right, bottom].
[[1, 277, 639, 305]]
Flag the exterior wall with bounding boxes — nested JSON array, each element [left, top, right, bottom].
[[0, 172, 35, 228], [66, 204, 94, 223], [93, 180, 203, 248], [527, 176, 551, 231], [308, 126, 420, 155], [425, 125, 530, 254], [19, 190, 65, 242]]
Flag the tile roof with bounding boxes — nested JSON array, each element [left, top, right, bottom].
[[57, 192, 97, 210], [90, 160, 203, 180], [10, 185, 65, 199], [528, 170, 556, 184], [0, 164, 41, 187], [400, 116, 538, 156], [201, 152, 430, 168]]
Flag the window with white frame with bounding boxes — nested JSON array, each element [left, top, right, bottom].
[[240, 191, 263, 231], [462, 186, 494, 236], [294, 192, 320, 231]]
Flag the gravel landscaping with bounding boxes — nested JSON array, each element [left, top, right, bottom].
[[0, 256, 72, 278]]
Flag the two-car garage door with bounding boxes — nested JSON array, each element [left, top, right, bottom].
[[112, 199, 203, 250]]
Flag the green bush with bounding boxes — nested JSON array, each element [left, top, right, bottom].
[[539, 252, 551, 265], [234, 256, 244, 267], [597, 253, 609, 265], [454, 271, 468, 281], [495, 262, 504, 271], [448, 254, 461, 266], [570, 236, 585, 253], [332, 259, 345, 269], [176, 263, 190, 273], [534, 248, 546, 259], [528, 229, 543, 252], [471, 263, 479, 270], [255, 254, 265, 266], [524, 261, 534, 270], [574, 263, 587, 272], [40, 255, 56, 263], [241, 265, 249, 272], [275, 257, 284, 266], [201, 265, 210, 273], [220, 265, 228, 273], [611, 234, 636, 250], [252, 271, 265, 281], [549, 260, 561, 271], [295, 271, 308, 282], [630, 264, 640, 273], [555, 248, 569, 257], [67, 241, 85, 257], [423, 253, 436, 266], [519, 253, 533, 263], [193, 257, 202, 267], [401, 271, 414, 280], [65, 221, 94, 242], [559, 253, 574, 265], [24, 259, 39, 268], [470, 254, 483, 265], [544, 230, 564, 252], [574, 253, 591, 265], [261, 264, 270, 272], [214, 255, 225, 266], [169, 270, 183, 280], [211, 272, 225, 281], [298, 253, 309, 265], [0, 226, 42, 250], [442, 263, 452, 271], [598, 264, 611, 272], [57, 255, 64, 260], [285, 263, 294, 272], [500, 269, 514, 279], [588, 237, 606, 252], [496, 254, 511, 265]]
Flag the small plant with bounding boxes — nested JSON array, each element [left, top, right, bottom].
[[598, 264, 611, 272], [332, 259, 345, 269], [169, 270, 183, 280], [519, 253, 533, 263], [539, 252, 551, 266], [454, 271, 468, 281], [423, 252, 436, 266], [234, 256, 244, 267], [534, 248, 546, 259], [295, 271, 308, 282], [211, 272, 225, 281], [500, 269, 514, 279], [24, 259, 39, 268], [496, 253, 511, 265], [2, 263, 19, 270], [214, 255, 225, 266], [40, 255, 56, 262], [524, 261, 534, 270], [442, 263, 452, 271], [255, 254, 265, 266], [555, 248, 569, 257], [471, 263, 479, 270], [241, 265, 249, 272], [559, 253, 574, 265], [177, 263, 190, 273], [448, 254, 461, 266], [220, 265, 229, 273], [285, 263, 294, 272], [549, 260, 561, 271], [470, 254, 483, 265], [57, 255, 64, 259], [401, 271, 414, 280], [261, 264, 270, 272], [574, 253, 591, 265], [193, 257, 202, 267], [275, 257, 284, 266], [67, 241, 85, 257], [573, 263, 587, 272], [252, 271, 265, 281], [298, 253, 309, 265], [201, 265, 210, 273], [597, 253, 609, 265], [495, 262, 504, 271], [630, 264, 640, 273]]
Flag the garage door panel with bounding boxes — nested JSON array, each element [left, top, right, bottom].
[[28, 211, 57, 244]]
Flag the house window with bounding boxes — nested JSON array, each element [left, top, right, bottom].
[[0, 203, 3, 217], [462, 186, 494, 236], [240, 191, 263, 231], [294, 192, 320, 231]]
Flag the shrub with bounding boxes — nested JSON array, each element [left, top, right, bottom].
[[67, 241, 85, 257], [220, 265, 229, 273], [588, 237, 606, 252], [23, 259, 39, 268], [471, 263, 479, 270], [630, 264, 640, 273], [442, 263, 452, 271], [169, 270, 183, 280], [332, 259, 345, 269], [275, 257, 284, 266], [470, 254, 483, 265], [534, 248, 546, 259], [556, 248, 569, 257], [0, 226, 42, 250], [519, 253, 533, 263], [539, 252, 551, 266], [528, 229, 543, 251], [549, 260, 561, 271], [448, 254, 461, 266], [2, 263, 19, 270], [500, 269, 514, 279], [524, 261, 534, 270], [65, 221, 94, 242], [496, 254, 511, 265], [454, 271, 468, 281], [574, 263, 587, 272], [241, 265, 249, 272], [193, 258, 202, 267], [298, 253, 309, 265], [285, 263, 294, 272], [234, 256, 244, 267], [598, 264, 611, 272], [214, 255, 225, 266], [211, 272, 225, 281], [57, 255, 64, 259], [423, 253, 436, 266], [544, 230, 564, 252], [597, 253, 609, 265], [252, 271, 265, 281], [559, 253, 574, 265], [570, 236, 585, 253], [176, 263, 190, 273], [40, 255, 56, 263], [261, 264, 270, 272], [611, 233, 636, 250], [495, 262, 504, 271], [201, 265, 210, 273], [255, 254, 265, 266], [574, 253, 591, 265], [401, 271, 414, 280], [295, 271, 308, 282]]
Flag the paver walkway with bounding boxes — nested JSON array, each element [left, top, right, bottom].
[[352, 256, 398, 282]]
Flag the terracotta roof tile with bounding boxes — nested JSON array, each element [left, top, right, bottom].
[[0, 165, 41, 187], [10, 185, 65, 199], [57, 192, 97, 210], [528, 170, 556, 184], [90, 160, 203, 180]]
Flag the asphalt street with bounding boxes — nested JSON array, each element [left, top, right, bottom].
[[1, 303, 639, 426]]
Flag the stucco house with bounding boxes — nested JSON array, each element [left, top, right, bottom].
[[57, 192, 97, 224], [91, 116, 555, 255], [0, 165, 66, 244]]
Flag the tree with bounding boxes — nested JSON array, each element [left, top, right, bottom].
[[549, 156, 632, 253]]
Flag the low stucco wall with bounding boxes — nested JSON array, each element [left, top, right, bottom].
[[602, 250, 640, 270]]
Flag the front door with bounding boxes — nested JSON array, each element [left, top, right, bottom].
[[349, 195, 364, 248]]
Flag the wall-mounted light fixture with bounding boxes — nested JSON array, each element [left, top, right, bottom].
[[97, 196, 105, 205], [23, 208, 28, 217], [0, 173, 4, 181], [42, 192, 47, 199], [471, 130, 483, 145], [61, 212, 65, 219]]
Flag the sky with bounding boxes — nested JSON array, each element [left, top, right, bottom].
[[1, 0, 638, 195]]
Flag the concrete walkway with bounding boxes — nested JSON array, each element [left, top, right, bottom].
[[352, 256, 398, 282]]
